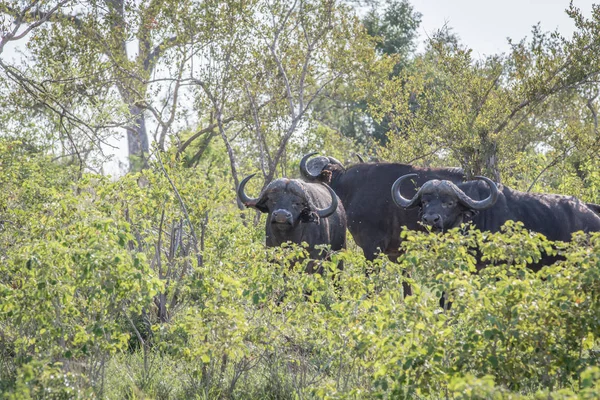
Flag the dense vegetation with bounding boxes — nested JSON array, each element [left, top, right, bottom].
[[1, 0, 600, 398]]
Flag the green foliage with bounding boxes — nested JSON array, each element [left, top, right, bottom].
[[363, 0, 422, 63], [3, 2, 600, 399], [0, 141, 163, 395], [372, 5, 600, 191], [4, 361, 93, 400], [2, 141, 600, 398], [310, 0, 421, 148]]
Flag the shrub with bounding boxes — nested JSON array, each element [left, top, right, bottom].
[[2, 145, 600, 398]]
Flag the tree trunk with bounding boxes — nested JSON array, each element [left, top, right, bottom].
[[127, 104, 150, 171], [481, 136, 501, 183], [466, 130, 501, 183]]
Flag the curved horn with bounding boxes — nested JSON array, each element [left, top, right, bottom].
[[391, 174, 421, 209], [300, 152, 320, 180], [314, 183, 339, 218], [328, 156, 344, 166], [237, 173, 261, 208], [450, 176, 498, 211], [355, 153, 365, 163]]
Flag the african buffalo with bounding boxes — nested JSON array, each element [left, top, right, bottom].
[[300, 153, 465, 295], [237, 175, 346, 274], [587, 202, 600, 216], [391, 174, 600, 307], [391, 174, 600, 244]]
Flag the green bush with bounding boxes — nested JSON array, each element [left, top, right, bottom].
[[1, 144, 600, 398]]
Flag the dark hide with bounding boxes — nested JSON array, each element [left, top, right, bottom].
[[301, 155, 465, 295], [395, 177, 600, 271], [586, 202, 600, 216], [239, 178, 346, 274], [422, 180, 600, 244], [393, 177, 600, 308]]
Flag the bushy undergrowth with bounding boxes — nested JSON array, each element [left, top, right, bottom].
[[1, 144, 600, 399]]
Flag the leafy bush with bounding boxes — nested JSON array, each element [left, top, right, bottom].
[[1, 144, 600, 398]]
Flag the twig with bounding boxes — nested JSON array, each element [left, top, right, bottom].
[[155, 151, 202, 269], [527, 144, 577, 192]]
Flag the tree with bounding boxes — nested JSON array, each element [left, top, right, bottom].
[[184, 0, 379, 192], [311, 0, 421, 149], [2, 0, 209, 170], [0, 1, 92, 167], [372, 4, 600, 187], [362, 0, 420, 65], [2, 0, 380, 179]]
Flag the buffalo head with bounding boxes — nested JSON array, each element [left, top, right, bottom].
[[299, 152, 345, 183], [391, 174, 499, 231], [237, 174, 338, 230]]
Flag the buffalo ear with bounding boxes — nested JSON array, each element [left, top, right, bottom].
[[299, 209, 319, 224], [253, 199, 270, 214], [319, 170, 332, 184], [461, 209, 478, 221]]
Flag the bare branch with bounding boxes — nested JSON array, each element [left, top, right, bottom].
[[268, 0, 299, 119], [58, 113, 83, 173], [0, 60, 119, 150], [586, 93, 599, 134], [155, 151, 202, 269], [467, 68, 503, 132], [527, 143, 577, 192], [144, 36, 178, 72], [405, 147, 444, 165], [187, 130, 217, 167], [240, 77, 272, 177], [178, 116, 235, 154], [494, 63, 600, 135], [194, 78, 242, 199], [158, 57, 186, 150], [0, 0, 71, 54]]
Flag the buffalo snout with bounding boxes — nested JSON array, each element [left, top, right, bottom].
[[422, 213, 443, 230], [272, 209, 293, 225]]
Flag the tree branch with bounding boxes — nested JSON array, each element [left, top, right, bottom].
[[526, 143, 577, 192], [144, 36, 178, 72], [0, 0, 71, 54], [0, 60, 119, 150], [178, 116, 235, 154], [155, 151, 202, 269], [586, 93, 599, 135]]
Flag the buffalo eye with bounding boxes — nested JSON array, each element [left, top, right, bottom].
[[443, 200, 456, 208]]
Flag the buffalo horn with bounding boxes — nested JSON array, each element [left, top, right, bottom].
[[237, 173, 261, 208], [328, 156, 344, 166], [391, 174, 420, 209], [314, 183, 339, 218], [300, 152, 320, 180], [450, 176, 498, 210]]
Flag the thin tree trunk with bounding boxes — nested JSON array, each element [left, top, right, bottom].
[[474, 130, 501, 182], [127, 104, 150, 171]]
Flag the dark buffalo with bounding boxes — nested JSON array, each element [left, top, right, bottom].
[[392, 175, 600, 307], [587, 202, 600, 216], [300, 153, 464, 261], [237, 175, 346, 273], [300, 153, 465, 294], [391, 174, 600, 244]]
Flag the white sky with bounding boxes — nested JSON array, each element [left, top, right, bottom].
[[413, 0, 595, 57]]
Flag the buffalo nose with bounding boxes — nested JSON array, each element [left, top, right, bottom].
[[272, 209, 293, 224], [422, 213, 441, 225]]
